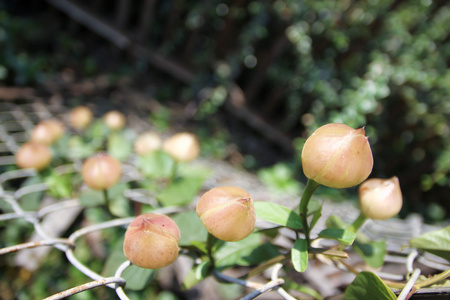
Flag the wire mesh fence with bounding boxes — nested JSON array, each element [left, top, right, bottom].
[[1, 99, 450, 299]]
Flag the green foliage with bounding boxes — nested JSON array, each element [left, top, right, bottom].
[[291, 238, 308, 272], [410, 226, 450, 261], [344, 271, 397, 300], [254, 201, 303, 229]]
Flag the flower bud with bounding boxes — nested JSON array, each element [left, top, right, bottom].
[[123, 213, 181, 269], [103, 110, 126, 130], [69, 106, 93, 130], [301, 123, 373, 188], [15, 142, 52, 170], [134, 131, 162, 155], [163, 132, 200, 162], [30, 119, 65, 145], [358, 176, 403, 220], [81, 153, 121, 190], [196, 186, 256, 242]]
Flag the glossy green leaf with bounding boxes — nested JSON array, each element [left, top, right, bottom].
[[254, 201, 302, 229], [344, 271, 396, 300], [352, 239, 386, 268], [171, 211, 208, 246], [291, 238, 308, 272], [318, 228, 356, 245], [215, 233, 280, 269], [157, 176, 204, 206], [410, 226, 450, 261]]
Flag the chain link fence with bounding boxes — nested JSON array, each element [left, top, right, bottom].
[[1, 99, 450, 299]]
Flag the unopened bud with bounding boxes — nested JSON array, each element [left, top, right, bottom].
[[15, 142, 52, 170], [134, 131, 162, 155], [30, 119, 65, 145], [103, 110, 126, 130], [81, 153, 121, 190], [163, 132, 200, 162], [123, 213, 181, 269], [358, 176, 403, 220], [301, 123, 373, 188], [69, 106, 93, 130], [196, 186, 256, 242]]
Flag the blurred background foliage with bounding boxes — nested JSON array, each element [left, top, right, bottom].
[[1, 0, 450, 220]]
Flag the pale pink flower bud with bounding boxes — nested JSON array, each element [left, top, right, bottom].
[[358, 176, 403, 220], [81, 153, 121, 190], [196, 186, 256, 242], [301, 123, 373, 188], [123, 213, 181, 269]]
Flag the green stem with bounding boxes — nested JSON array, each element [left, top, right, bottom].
[[299, 179, 320, 247], [102, 189, 114, 218], [170, 161, 178, 182], [206, 232, 218, 269], [349, 212, 367, 233]]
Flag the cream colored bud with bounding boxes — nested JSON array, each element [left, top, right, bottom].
[[134, 131, 162, 155], [69, 106, 93, 130], [163, 132, 200, 162], [103, 110, 126, 130], [16, 142, 52, 170], [358, 176, 403, 220], [301, 123, 373, 188], [30, 119, 65, 145]]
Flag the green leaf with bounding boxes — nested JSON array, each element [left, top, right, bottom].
[[318, 228, 357, 245], [79, 188, 105, 207], [44, 171, 72, 199], [107, 131, 133, 161], [344, 271, 396, 300], [122, 265, 156, 291], [182, 265, 203, 290], [195, 260, 211, 280], [171, 211, 208, 246], [136, 150, 175, 179], [215, 233, 280, 269], [254, 201, 303, 229], [291, 238, 308, 272], [157, 176, 204, 206], [67, 136, 96, 160], [352, 239, 386, 268], [410, 226, 450, 261], [18, 175, 44, 210], [107, 183, 132, 217], [309, 202, 323, 232], [285, 280, 323, 300]]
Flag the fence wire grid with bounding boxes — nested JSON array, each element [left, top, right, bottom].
[[1, 99, 450, 300]]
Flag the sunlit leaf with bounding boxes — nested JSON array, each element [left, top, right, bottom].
[[318, 228, 356, 245], [171, 211, 208, 245], [254, 201, 302, 229], [410, 226, 450, 261], [352, 239, 386, 268], [136, 150, 175, 179], [215, 233, 280, 269], [291, 238, 308, 272], [157, 176, 204, 206], [344, 271, 396, 300]]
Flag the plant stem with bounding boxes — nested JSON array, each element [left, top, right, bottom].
[[299, 179, 320, 247], [206, 232, 218, 269], [349, 212, 367, 233]]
